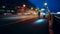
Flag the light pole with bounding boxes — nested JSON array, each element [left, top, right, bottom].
[[43, 2, 48, 13], [22, 4, 26, 13]]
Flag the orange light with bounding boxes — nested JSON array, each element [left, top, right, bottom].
[[23, 4, 26, 7]]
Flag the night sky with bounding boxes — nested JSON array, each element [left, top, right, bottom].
[[29, 0, 60, 12], [1, 0, 60, 12]]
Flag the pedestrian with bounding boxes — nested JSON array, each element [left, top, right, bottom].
[[38, 10, 40, 18]]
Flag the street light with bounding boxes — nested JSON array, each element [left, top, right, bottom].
[[31, 7, 33, 10], [44, 3, 47, 6], [23, 4, 26, 7], [2, 6, 5, 8], [41, 8, 45, 11], [11, 10, 14, 12]]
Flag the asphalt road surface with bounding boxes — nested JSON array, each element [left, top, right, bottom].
[[0, 15, 48, 34]]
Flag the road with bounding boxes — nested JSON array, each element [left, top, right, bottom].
[[0, 15, 48, 34], [0, 15, 37, 25]]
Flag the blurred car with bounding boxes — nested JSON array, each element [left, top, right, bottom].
[[3, 13, 12, 16], [32, 12, 37, 15], [17, 13, 22, 15], [24, 12, 31, 15]]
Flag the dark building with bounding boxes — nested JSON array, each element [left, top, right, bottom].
[[1, 0, 36, 10]]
